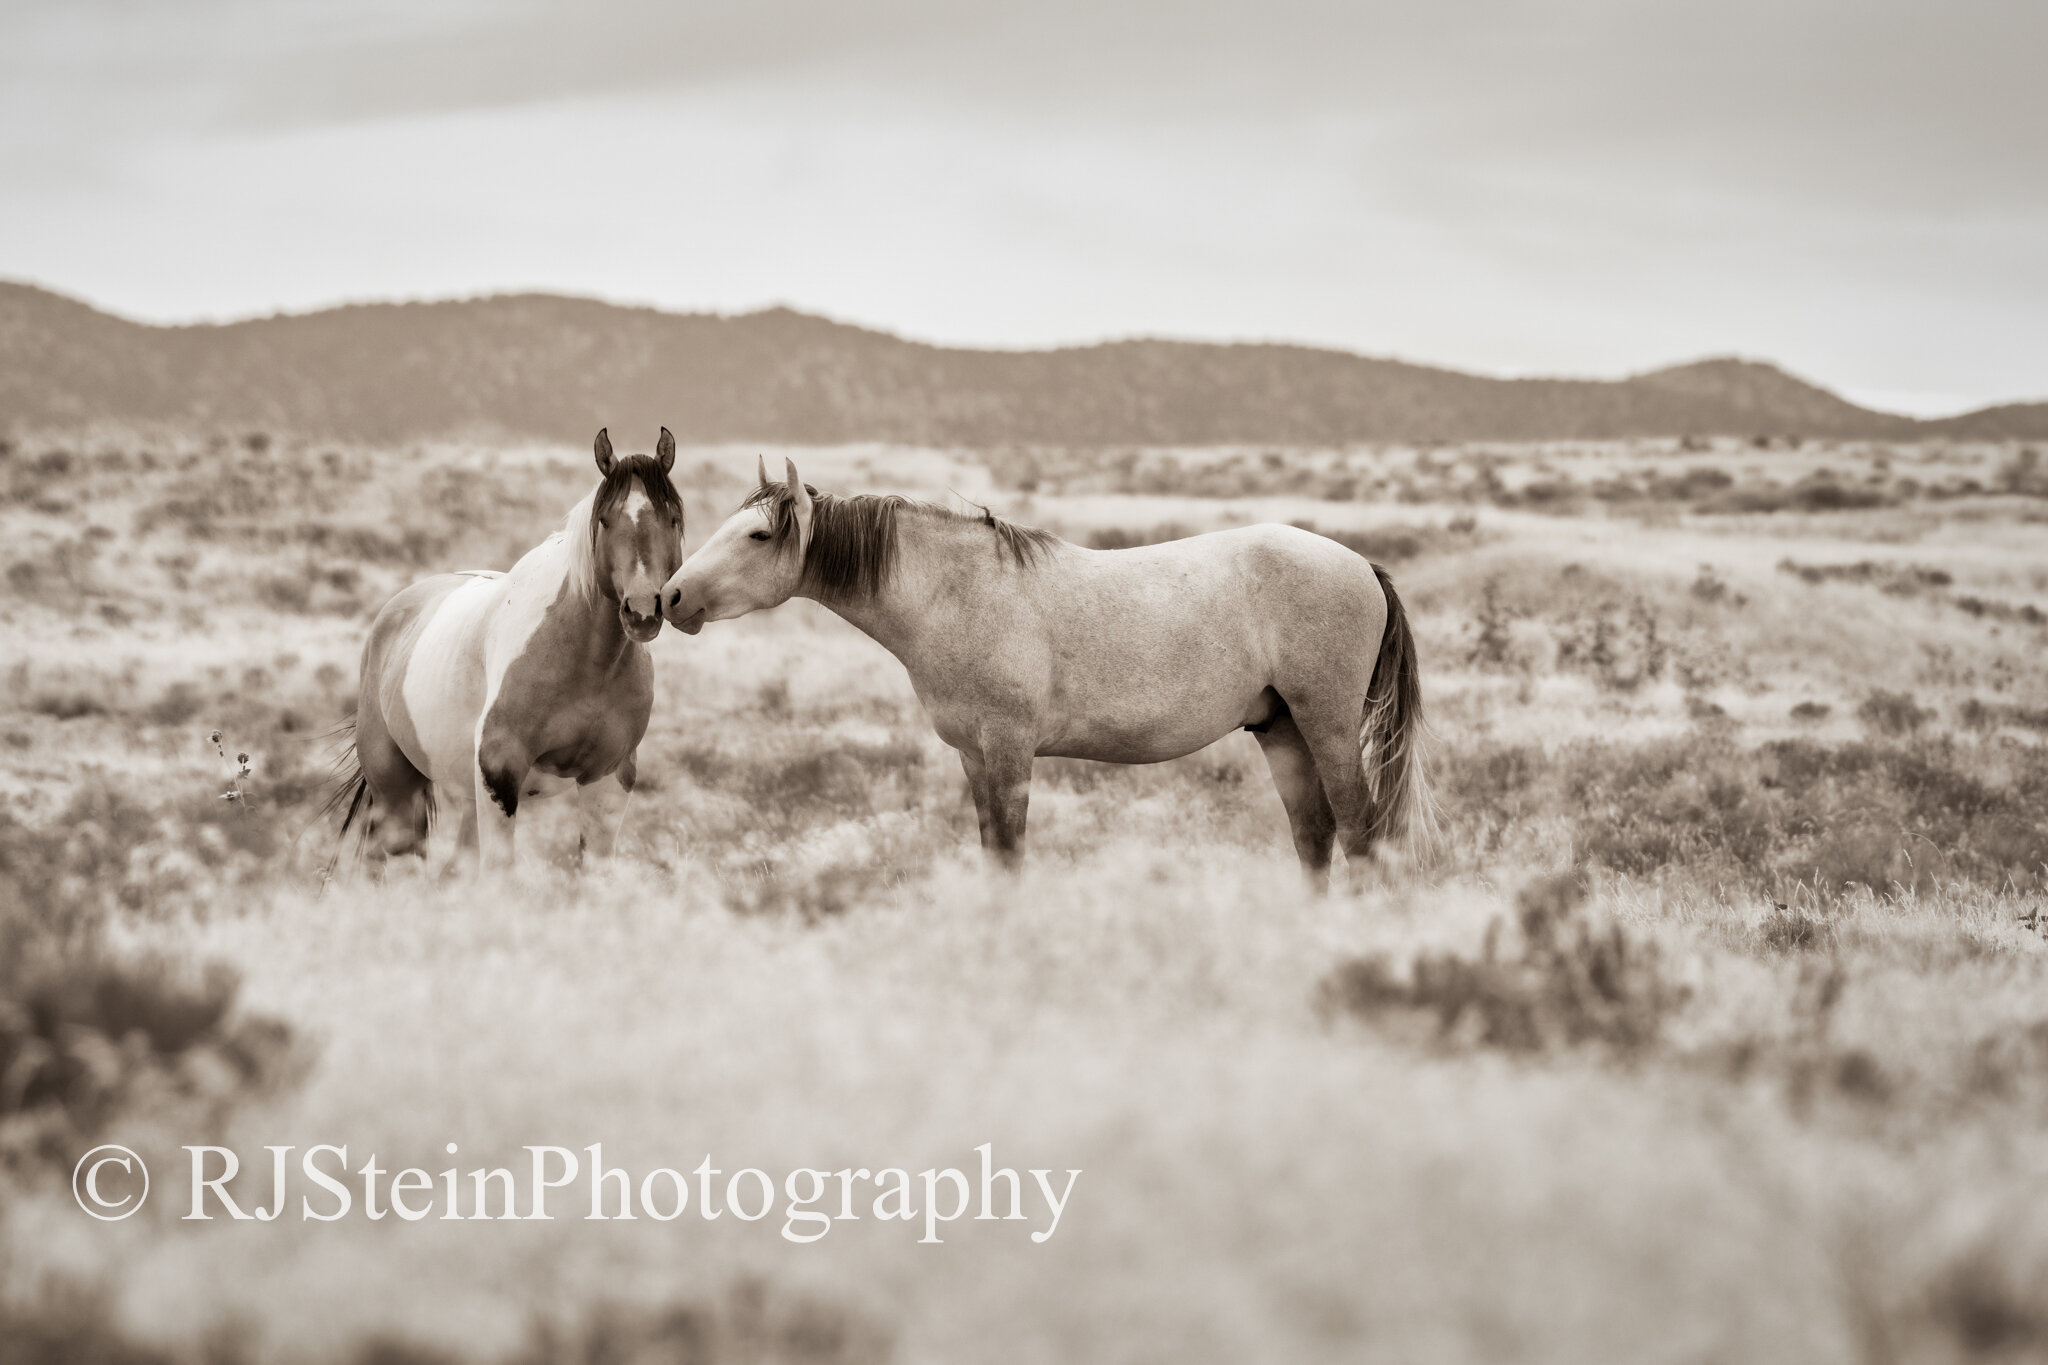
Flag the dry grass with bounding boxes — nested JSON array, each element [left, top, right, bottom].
[[3, 431, 2048, 1363]]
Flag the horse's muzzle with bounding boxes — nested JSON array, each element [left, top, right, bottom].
[[663, 585, 707, 635], [620, 604, 663, 642]]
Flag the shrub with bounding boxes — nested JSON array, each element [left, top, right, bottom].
[[0, 1282, 175, 1365], [1, 953, 291, 1135], [1776, 558, 1951, 595], [29, 691, 107, 721], [1552, 596, 1665, 689], [257, 574, 313, 613], [1995, 447, 2048, 497], [1430, 730, 2048, 896], [1789, 477, 1894, 512], [518, 1278, 890, 1365], [1696, 476, 1897, 515], [1, 790, 298, 1159], [145, 682, 203, 726], [1648, 465, 1734, 500], [1467, 577, 1512, 668], [1951, 595, 2048, 627], [1857, 689, 1931, 736], [1322, 873, 1687, 1052], [1758, 905, 1834, 954], [1959, 700, 2048, 733]]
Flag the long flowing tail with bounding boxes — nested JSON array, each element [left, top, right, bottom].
[[1361, 564, 1440, 860], [318, 716, 372, 879]]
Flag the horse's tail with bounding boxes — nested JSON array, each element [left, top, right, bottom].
[[318, 715, 372, 880], [1361, 564, 1440, 861]]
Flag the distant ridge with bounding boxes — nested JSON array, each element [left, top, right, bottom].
[[2, 283, 2041, 446]]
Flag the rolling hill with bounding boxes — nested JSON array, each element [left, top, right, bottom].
[[1, 282, 2040, 446]]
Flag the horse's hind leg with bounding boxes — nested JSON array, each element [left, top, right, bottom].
[[355, 697, 432, 861], [1252, 711, 1336, 892], [1287, 692, 1380, 880]]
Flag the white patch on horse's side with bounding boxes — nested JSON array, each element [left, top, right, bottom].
[[397, 536, 574, 790], [397, 574, 504, 786]]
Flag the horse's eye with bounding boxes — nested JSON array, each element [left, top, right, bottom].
[[748, 530, 770, 541]]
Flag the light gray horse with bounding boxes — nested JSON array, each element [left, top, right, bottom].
[[663, 459, 1433, 886], [330, 429, 684, 872]]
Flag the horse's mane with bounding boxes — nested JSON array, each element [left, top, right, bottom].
[[742, 483, 1062, 599], [560, 454, 684, 600]]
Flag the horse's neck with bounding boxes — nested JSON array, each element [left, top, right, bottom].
[[515, 535, 630, 666], [801, 517, 981, 665]]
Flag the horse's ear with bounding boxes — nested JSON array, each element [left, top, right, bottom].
[[593, 428, 614, 476], [784, 456, 814, 551], [656, 427, 675, 472], [756, 453, 770, 488]]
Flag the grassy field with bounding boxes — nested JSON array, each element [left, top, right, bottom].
[[4, 430, 2048, 1364]]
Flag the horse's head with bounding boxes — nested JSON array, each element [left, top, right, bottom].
[[661, 455, 814, 635], [590, 427, 685, 642]]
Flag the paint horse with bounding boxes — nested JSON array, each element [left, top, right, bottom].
[[333, 429, 684, 872], [662, 459, 1433, 887]]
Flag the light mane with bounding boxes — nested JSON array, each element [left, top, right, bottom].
[[742, 483, 1063, 601], [558, 488, 603, 601]]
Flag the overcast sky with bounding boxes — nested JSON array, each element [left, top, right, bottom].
[[4, 0, 2043, 414]]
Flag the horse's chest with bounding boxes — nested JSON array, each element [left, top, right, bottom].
[[489, 643, 652, 783], [529, 698, 645, 782]]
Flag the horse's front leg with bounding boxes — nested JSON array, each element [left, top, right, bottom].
[[574, 756, 636, 865], [971, 724, 1035, 871], [473, 721, 530, 874], [957, 749, 995, 849]]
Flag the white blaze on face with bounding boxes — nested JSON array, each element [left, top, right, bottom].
[[622, 483, 653, 573]]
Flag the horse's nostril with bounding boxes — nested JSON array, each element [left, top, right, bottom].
[[667, 589, 680, 609]]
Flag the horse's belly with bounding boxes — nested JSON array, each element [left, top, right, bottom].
[[1038, 686, 1263, 763], [1037, 640, 1269, 762]]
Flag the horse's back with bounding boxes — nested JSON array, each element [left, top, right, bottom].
[[1091, 522, 1374, 584], [1056, 523, 1379, 640]]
